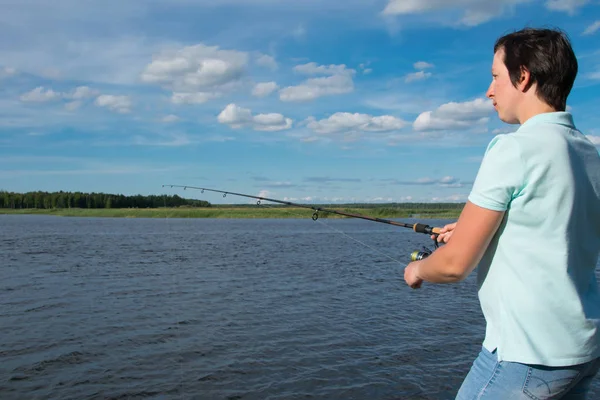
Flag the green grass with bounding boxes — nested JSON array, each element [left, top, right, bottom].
[[0, 207, 462, 219]]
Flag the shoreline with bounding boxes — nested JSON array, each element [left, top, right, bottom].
[[0, 207, 462, 219]]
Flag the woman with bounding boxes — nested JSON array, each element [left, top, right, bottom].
[[404, 27, 600, 399]]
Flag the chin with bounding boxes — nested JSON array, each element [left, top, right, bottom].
[[498, 112, 520, 125]]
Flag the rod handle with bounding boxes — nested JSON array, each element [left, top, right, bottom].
[[413, 223, 443, 235]]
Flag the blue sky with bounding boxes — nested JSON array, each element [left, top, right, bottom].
[[1, 0, 599, 204]]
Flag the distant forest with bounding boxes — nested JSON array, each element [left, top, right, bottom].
[[0, 190, 466, 210], [0, 191, 211, 209]]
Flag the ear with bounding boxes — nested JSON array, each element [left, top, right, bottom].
[[517, 66, 532, 92]]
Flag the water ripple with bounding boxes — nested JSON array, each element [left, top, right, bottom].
[[0, 215, 598, 400]]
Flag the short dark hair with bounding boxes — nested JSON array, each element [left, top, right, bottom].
[[494, 27, 578, 111]]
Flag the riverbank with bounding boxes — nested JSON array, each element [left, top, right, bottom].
[[0, 207, 462, 219]]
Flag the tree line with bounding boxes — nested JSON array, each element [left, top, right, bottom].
[[214, 202, 465, 210], [0, 191, 211, 209], [0, 190, 466, 210]]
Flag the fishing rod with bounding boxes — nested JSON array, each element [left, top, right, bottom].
[[163, 184, 443, 260]]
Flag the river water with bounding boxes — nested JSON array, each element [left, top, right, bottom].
[[1, 215, 598, 399]]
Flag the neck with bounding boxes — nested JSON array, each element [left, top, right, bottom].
[[517, 99, 557, 125]]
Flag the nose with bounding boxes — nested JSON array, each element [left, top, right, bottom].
[[486, 81, 494, 99]]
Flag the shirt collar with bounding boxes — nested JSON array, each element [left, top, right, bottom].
[[517, 111, 576, 131]]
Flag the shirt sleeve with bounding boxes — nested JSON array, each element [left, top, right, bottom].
[[468, 134, 524, 212]]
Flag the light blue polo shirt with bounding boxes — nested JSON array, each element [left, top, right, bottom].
[[468, 112, 600, 366]]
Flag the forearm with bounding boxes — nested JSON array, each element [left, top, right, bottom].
[[409, 202, 502, 285], [414, 245, 466, 283]]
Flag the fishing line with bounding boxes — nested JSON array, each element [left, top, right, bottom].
[[256, 201, 405, 265], [162, 184, 441, 262]]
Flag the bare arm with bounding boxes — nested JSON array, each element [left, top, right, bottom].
[[411, 201, 505, 283]]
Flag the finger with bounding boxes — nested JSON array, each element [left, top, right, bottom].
[[437, 233, 448, 242], [443, 223, 456, 231]]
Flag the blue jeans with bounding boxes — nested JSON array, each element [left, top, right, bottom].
[[456, 347, 600, 399]]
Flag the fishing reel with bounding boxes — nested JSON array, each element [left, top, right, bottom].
[[410, 247, 432, 261], [410, 235, 440, 261]]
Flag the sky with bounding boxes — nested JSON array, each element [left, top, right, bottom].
[[1, 0, 599, 205]]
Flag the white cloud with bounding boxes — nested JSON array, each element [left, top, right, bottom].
[[218, 103, 252, 127], [491, 127, 514, 135], [133, 133, 190, 147], [382, 0, 533, 26], [162, 114, 180, 123], [217, 103, 292, 131], [94, 94, 132, 114], [255, 54, 278, 70], [257, 190, 271, 199], [141, 43, 248, 102], [20, 85, 102, 111], [66, 86, 99, 100], [431, 194, 468, 202], [546, 0, 590, 14], [465, 155, 484, 163], [381, 176, 470, 191], [0, 1, 386, 86], [258, 181, 296, 189], [384, 0, 450, 16], [359, 63, 373, 74], [587, 135, 600, 145], [406, 61, 434, 82], [435, 98, 494, 118], [588, 70, 600, 80], [0, 67, 16, 78], [292, 24, 306, 40], [363, 92, 446, 114], [252, 81, 279, 97], [171, 92, 220, 104], [280, 75, 354, 101], [583, 20, 600, 35], [279, 62, 355, 102], [20, 87, 61, 102], [414, 61, 434, 70], [306, 112, 407, 134], [40, 67, 61, 79], [413, 98, 494, 131], [392, 176, 463, 186], [439, 176, 457, 184], [367, 197, 394, 202], [1, 165, 179, 177], [405, 71, 432, 82], [293, 63, 351, 76], [413, 112, 486, 131], [0, 26, 163, 86], [252, 113, 293, 131], [65, 101, 83, 111]]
